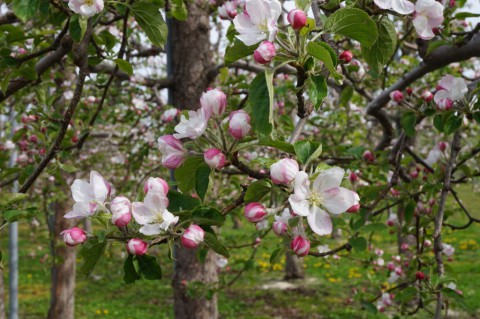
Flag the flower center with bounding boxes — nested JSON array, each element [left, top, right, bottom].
[[84, 0, 94, 6], [153, 211, 164, 224], [309, 191, 324, 207]]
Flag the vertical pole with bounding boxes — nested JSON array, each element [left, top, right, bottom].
[[8, 110, 18, 319]]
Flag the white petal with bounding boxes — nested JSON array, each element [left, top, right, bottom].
[[413, 15, 435, 40], [314, 167, 345, 193], [90, 171, 109, 203], [374, 0, 392, 9], [269, 0, 282, 20], [131, 202, 153, 225], [139, 224, 162, 236], [288, 194, 311, 216], [71, 179, 94, 203], [391, 0, 414, 14], [144, 192, 168, 212], [307, 207, 333, 236], [434, 89, 450, 105], [246, 0, 268, 25], [159, 210, 178, 230], [293, 171, 310, 198], [64, 202, 92, 218], [322, 187, 357, 215], [236, 33, 266, 46]]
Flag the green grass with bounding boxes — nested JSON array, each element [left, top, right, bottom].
[[1, 184, 479, 318]]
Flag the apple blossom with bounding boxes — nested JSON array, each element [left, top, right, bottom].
[[68, 0, 104, 18], [60, 227, 87, 246], [132, 192, 178, 235], [291, 235, 310, 257], [218, 1, 238, 19], [110, 196, 132, 227], [126, 238, 148, 256], [434, 75, 468, 110], [289, 167, 359, 236], [244, 202, 268, 223], [200, 88, 227, 118], [424, 239, 432, 247], [65, 171, 111, 218], [273, 220, 288, 236], [204, 148, 226, 169], [253, 41, 276, 64], [387, 213, 398, 226], [416, 271, 426, 280], [412, 0, 444, 40], [173, 108, 208, 140], [270, 158, 299, 185], [338, 51, 353, 64], [443, 243, 455, 257], [287, 9, 307, 30], [425, 144, 443, 166], [438, 141, 447, 152], [373, 0, 414, 14], [421, 90, 434, 102], [181, 224, 205, 249], [390, 90, 404, 102], [233, 0, 282, 46], [362, 150, 375, 163], [144, 177, 169, 195], [157, 135, 186, 169], [161, 108, 179, 122], [228, 110, 251, 139]]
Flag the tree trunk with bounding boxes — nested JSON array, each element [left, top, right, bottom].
[[285, 251, 304, 280], [170, 3, 218, 319], [0, 268, 6, 319], [47, 201, 76, 319]]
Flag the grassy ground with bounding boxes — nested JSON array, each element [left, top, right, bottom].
[[1, 184, 479, 318]]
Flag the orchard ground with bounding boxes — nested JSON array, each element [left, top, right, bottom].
[[1, 184, 479, 319]]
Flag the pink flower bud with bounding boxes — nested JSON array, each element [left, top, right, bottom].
[[449, 0, 455, 7], [424, 239, 432, 247], [438, 141, 447, 152], [362, 150, 375, 163], [406, 87, 413, 95], [415, 271, 425, 280], [254, 41, 276, 64], [228, 110, 251, 140], [287, 9, 307, 30], [218, 1, 237, 19], [436, 98, 453, 111], [157, 135, 186, 169], [400, 243, 409, 251], [60, 227, 87, 246], [291, 235, 310, 257], [29, 135, 38, 143], [200, 88, 227, 118], [349, 171, 358, 183], [244, 202, 267, 223], [339, 50, 353, 63], [421, 90, 434, 102], [347, 203, 360, 213], [204, 148, 226, 169], [110, 196, 132, 227], [389, 90, 404, 103], [144, 177, 169, 195], [181, 224, 205, 249], [387, 262, 395, 271], [254, 237, 262, 245], [126, 238, 148, 256], [410, 170, 419, 179], [273, 221, 288, 236], [270, 158, 299, 184], [161, 108, 179, 122]]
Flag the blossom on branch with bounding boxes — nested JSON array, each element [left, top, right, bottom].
[[412, 0, 444, 40]]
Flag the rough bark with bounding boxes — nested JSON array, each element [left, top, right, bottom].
[[285, 252, 305, 280], [170, 3, 218, 319], [0, 268, 5, 319], [47, 201, 76, 319]]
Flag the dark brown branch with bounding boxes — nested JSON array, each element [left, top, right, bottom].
[[230, 152, 269, 180], [308, 242, 351, 257], [222, 185, 247, 215], [443, 188, 480, 230], [0, 12, 19, 25], [405, 147, 434, 173]]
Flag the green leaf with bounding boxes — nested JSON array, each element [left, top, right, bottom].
[[175, 156, 205, 193], [69, 15, 87, 42], [79, 238, 106, 277], [324, 8, 378, 47], [395, 287, 417, 303], [339, 86, 354, 107], [361, 223, 387, 233], [401, 111, 417, 138], [167, 190, 201, 212], [472, 112, 480, 124], [191, 206, 225, 226], [455, 12, 480, 19], [3, 208, 37, 222], [12, 0, 39, 22], [123, 255, 140, 284], [136, 254, 162, 280], [224, 40, 257, 65], [203, 232, 230, 258], [361, 18, 397, 73], [170, 0, 188, 20], [59, 162, 78, 173], [293, 140, 322, 165], [348, 237, 367, 251], [444, 115, 462, 135], [249, 73, 273, 136], [195, 165, 211, 202], [295, 0, 310, 11], [306, 42, 337, 73], [0, 193, 28, 207], [433, 113, 444, 132], [244, 180, 272, 203], [270, 248, 284, 265], [308, 75, 328, 109], [131, 1, 168, 49], [114, 58, 133, 76], [361, 301, 378, 314], [258, 138, 295, 154], [405, 200, 416, 226]]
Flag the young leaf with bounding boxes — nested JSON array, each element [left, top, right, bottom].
[[361, 18, 397, 74], [3, 207, 37, 222], [123, 254, 141, 284], [224, 41, 256, 65], [249, 73, 273, 136], [195, 164, 211, 202], [348, 237, 367, 251], [0, 193, 28, 207], [12, 0, 39, 22], [401, 111, 417, 138], [191, 206, 225, 226], [294, 140, 322, 165], [203, 232, 230, 258], [308, 75, 328, 109], [79, 238, 107, 277], [174, 156, 205, 193], [114, 59, 133, 76], [167, 190, 201, 212], [324, 8, 378, 47], [131, 1, 168, 49], [306, 42, 337, 73], [244, 180, 272, 203], [136, 255, 162, 280]]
